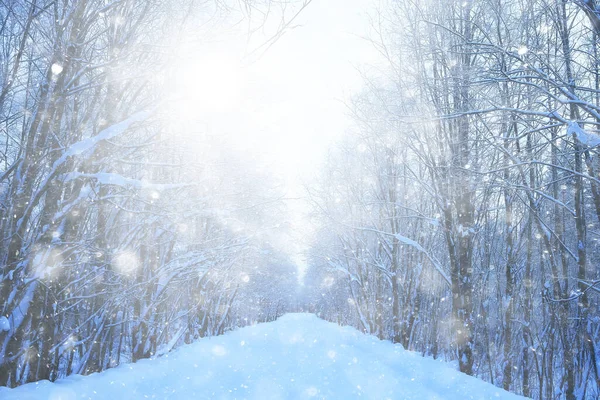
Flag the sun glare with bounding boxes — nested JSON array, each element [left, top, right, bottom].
[[171, 51, 244, 115], [166, 46, 321, 178]]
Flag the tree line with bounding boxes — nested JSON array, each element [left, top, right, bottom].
[[0, 0, 302, 388], [306, 1, 600, 399]]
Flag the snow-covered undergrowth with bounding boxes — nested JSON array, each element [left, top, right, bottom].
[[0, 314, 525, 400]]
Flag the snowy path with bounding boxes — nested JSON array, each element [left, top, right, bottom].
[[0, 314, 525, 400]]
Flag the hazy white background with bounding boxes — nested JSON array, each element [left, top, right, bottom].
[[167, 0, 381, 276]]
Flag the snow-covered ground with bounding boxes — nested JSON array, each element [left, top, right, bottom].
[[0, 313, 525, 400]]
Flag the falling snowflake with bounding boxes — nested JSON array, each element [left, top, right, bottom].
[[51, 63, 63, 75]]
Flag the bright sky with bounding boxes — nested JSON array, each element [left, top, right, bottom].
[[167, 0, 381, 275], [171, 0, 379, 175], [241, 0, 379, 178], [242, 0, 381, 275]]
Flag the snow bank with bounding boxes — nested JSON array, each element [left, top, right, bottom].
[[0, 313, 525, 399]]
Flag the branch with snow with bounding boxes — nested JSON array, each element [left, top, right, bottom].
[[567, 121, 600, 148], [62, 172, 194, 191]]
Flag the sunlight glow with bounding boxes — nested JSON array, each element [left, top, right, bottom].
[[164, 48, 331, 195], [171, 51, 243, 114], [159, 0, 377, 286]]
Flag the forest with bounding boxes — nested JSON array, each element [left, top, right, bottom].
[[2, 0, 600, 399]]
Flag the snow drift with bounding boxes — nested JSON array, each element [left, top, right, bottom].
[[0, 313, 525, 399]]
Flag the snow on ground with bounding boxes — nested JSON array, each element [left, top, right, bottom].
[[0, 313, 526, 400]]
